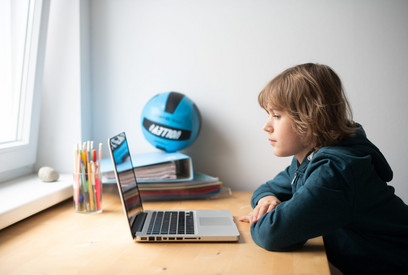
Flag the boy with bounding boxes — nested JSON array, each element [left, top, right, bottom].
[[239, 63, 408, 274]]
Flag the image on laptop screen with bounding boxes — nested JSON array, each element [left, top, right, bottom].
[[109, 132, 144, 224]]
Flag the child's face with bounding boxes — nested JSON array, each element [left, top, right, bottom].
[[263, 108, 313, 163]]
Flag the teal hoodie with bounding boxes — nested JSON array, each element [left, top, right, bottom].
[[250, 125, 408, 274]]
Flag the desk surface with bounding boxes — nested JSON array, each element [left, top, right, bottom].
[[0, 191, 330, 274]]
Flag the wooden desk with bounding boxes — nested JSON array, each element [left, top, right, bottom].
[[0, 191, 330, 274]]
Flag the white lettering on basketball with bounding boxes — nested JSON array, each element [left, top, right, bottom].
[[148, 124, 182, 140]]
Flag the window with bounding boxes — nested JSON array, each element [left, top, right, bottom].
[[0, 0, 50, 182]]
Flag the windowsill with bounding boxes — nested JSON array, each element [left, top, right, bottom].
[[0, 173, 72, 230]]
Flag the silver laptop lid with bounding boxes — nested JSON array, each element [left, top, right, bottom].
[[108, 132, 144, 238]]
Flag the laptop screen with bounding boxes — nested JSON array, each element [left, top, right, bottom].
[[109, 132, 144, 224]]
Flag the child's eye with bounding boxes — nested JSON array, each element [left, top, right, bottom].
[[272, 114, 281, 119]]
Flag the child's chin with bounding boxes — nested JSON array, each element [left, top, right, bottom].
[[273, 149, 289, 158], [272, 149, 283, 157]]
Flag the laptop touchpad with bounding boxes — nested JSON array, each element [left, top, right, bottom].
[[199, 217, 232, 226]]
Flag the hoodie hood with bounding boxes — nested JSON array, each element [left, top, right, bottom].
[[339, 124, 393, 182]]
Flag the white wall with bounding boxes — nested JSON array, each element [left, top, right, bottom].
[[36, 0, 86, 173], [89, 0, 408, 201]]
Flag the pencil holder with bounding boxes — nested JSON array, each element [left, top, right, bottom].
[[73, 171, 103, 214]]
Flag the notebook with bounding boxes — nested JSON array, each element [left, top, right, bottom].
[[108, 132, 240, 242]]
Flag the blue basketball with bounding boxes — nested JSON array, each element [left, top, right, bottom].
[[141, 92, 201, 152]]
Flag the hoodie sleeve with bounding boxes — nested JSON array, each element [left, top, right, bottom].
[[250, 152, 355, 251], [251, 159, 296, 208]]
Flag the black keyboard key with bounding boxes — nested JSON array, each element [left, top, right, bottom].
[[186, 211, 195, 234], [152, 211, 164, 234], [160, 212, 171, 234], [178, 211, 185, 234], [147, 212, 157, 234], [169, 212, 178, 234]]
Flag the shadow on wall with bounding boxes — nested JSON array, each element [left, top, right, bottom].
[[182, 114, 240, 185]]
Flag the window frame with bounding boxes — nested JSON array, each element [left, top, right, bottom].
[[0, 0, 50, 182]]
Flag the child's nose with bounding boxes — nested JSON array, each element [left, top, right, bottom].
[[263, 120, 273, 133]]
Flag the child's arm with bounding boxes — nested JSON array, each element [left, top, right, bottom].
[[239, 195, 281, 223], [250, 153, 354, 252], [239, 159, 296, 223], [251, 158, 296, 207]]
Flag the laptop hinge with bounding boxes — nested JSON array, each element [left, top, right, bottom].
[[132, 212, 148, 236]]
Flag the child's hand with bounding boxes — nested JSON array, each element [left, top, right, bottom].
[[239, 196, 281, 224]]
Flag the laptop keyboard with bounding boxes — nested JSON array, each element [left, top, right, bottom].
[[147, 211, 195, 235]]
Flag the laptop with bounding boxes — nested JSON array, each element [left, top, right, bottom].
[[108, 132, 240, 242]]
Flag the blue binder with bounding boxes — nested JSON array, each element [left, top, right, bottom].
[[100, 151, 193, 183]]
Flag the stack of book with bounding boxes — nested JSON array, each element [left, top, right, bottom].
[[100, 151, 223, 201]]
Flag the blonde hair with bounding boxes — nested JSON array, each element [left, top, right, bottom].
[[258, 63, 356, 148]]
